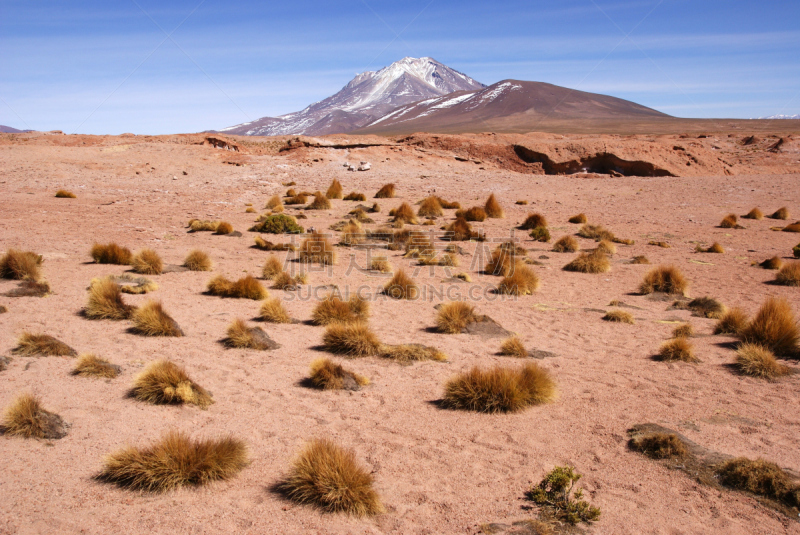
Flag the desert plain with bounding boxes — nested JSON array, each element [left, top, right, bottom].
[[1, 126, 800, 534]]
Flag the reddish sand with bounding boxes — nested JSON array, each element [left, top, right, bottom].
[[0, 132, 799, 534]]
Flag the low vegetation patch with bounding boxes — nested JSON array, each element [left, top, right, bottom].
[[418, 196, 444, 218], [735, 343, 790, 379], [207, 275, 267, 300], [720, 214, 743, 229], [769, 207, 789, 220], [390, 202, 418, 224], [526, 466, 601, 525], [436, 301, 477, 333], [1, 393, 68, 439], [442, 362, 556, 413], [775, 262, 800, 286], [631, 255, 650, 264], [739, 297, 799, 357], [224, 319, 278, 350], [603, 310, 634, 324], [369, 256, 392, 273], [783, 222, 800, 233], [648, 241, 670, 248], [55, 189, 76, 198], [131, 301, 184, 336], [379, 344, 447, 363], [596, 239, 616, 255], [716, 457, 800, 508], [695, 242, 725, 253], [97, 430, 248, 492], [132, 360, 212, 407], [759, 256, 783, 270], [1, 249, 43, 280], [500, 337, 527, 358], [312, 294, 369, 325], [497, 263, 540, 295], [85, 277, 135, 320], [529, 227, 551, 243], [484, 193, 504, 218], [683, 296, 726, 319], [714, 308, 749, 335], [249, 214, 304, 234], [72, 354, 121, 378], [308, 191, 332, 210], [657, 337, 697, 362], [672, 323, 694, 338], [262, 256, 284, 280], [384, 269, 419, 300], [13, 332, 76, 357], [132, 249, 163, 275], [325, 179, 343, 200], [299, 232, 336, 265], [629, 433, 688, 459], [278, 438, 384, 516], [639, 265, 688, 295], [309, 358, 369, 390], [520, 213, 548, 230], [90, 243, 133, 265], [322, 323, 382, 357], [343, 191, 366, 201], [563, 250, 610, 274], [259, 297, 292, 323], [183, 250, 212, 271], [743, 207, 763, 220], [374, 183, 395, 198], [569, 213, 588, 224], [552, 235, 579, 253]]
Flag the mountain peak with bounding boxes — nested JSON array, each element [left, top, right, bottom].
[[220, 57, 484, 136]]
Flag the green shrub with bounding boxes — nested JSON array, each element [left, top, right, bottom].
[[249, 214, 304, 234], [526, 466, 600, 525]]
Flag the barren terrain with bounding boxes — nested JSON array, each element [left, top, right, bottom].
[[1, 129, 799, 534]]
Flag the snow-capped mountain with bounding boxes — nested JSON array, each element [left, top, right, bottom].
[[354, 79, 669, 134], [219, 57, 484, 136], [759, 114, 800, 120]]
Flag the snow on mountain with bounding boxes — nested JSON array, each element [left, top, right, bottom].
[[219, 57, 484, 136], [759, 114, 800, 120]]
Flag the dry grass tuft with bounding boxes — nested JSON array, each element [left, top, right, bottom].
[[684, 296, 726, 319], [553, 235, 579, 252], [759, 256, 783, 270], [770, 207, 789, 220], [224, 319, 276, 350], [285, 188, 297, 197], [188, 219, 221, 232], [442, 362, 557, 413], [657, 337, 697, 362], [1, 249, 43, 280], [720, 214, 742, 229], [374, 183, 395, 198], [322, 323, 381, 357], [648, 241, 671, 248], [86, 277, 135, 320], [631, 255, 650, 264], [285, 193, 308, 205], [497, 263, 540, 295], [207, 275, 268, 300], [603, 309, 634, 324], [312, 294, 369, 325], [279, 438, 383, 516], [500, 337, 527, 358], [1, 393, 67, 439], [794, 243, 800, 258], [91, 243, 133, 265], [672, 323, 694, 338], [569, 213, 588, 224], [259, 297, 292, 323], [484, 193, 504, 218], [98, 430, 247, 492], [775, 262, 800, 286], [782, 222, 800, 233], [743, 208, 763, 220], [132, 360, 211, 407], [379, 344, 447, 363], [638, 265, 688, 295], [735, 344, 790, 379], [716, 457, 799, 506], [131, 301, 184, 336], [445, 217, 484, 241], [739, 297, 799, 356], [308, 191, 332, 210], [299, 232, 336, 265], [629, 433, 688, 459], [72, 354, 120, 378], [520, 213, 548, 230], [455, 272, 472, 282], [249, 214, 304, 234], [529, 226, 551, 243], [391, 202, 418, 224], [577, 224, 615, 241], [485, 248, 518, 276], [266, 195, 283, 209], [436, 301, 477, 333], [343, 192, 366, 201], [13, 332, 76, 357], [563, 250, 611, 274], [55, 189, 76, 198], [183, 250, 212, 271], [326, 179, 343, 200], [272, 271, 307, 290], [384, 269, 419, 300], [132, 249, 163, 275], [214, 221, 234, 235], [435, 197, 461, 209], [596, 239, 616, 255], [515, 200, 529, 205], [339, 220, 366, 246], [369, 256, 392, 273], [696, 242, 725, 253], [714, 307, 749, 335], [459, 206, 487, 222], [418, 196, 444, 218], [262, 256, 284, 280], [309, 358, 369, 390]]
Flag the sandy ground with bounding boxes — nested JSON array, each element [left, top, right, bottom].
[[1, 133, 799, 534]]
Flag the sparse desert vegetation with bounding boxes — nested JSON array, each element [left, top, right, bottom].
[[206, 275, 268, 300], [639, 265, 688, 295], [657, 337, 697, 363], [769, 207, 789, 220], [500, 336, 527, 358], [322, 322, 382, 357], [563, 250, 610, 274], [55, 189, 76, 198], [309, 358, 369, 390], [1, 393, 68, 439], [629, 433, 688, 459], [384, 269, 419, 299], [553, 235, 579, 252], [299, 232, 336, 265], [312, 293, 369, 325], [71, 354, 121, 378], [442, 362, 556, 413], [526, 466, 601, 525], [13, 332, 76, 357], [735, 344, 790, 379], [484, 193, 504, 218], [603, 309, 634, 324], [98, 430, 248, 491], [183, 250, 212, 271], [90, 243, 133, 265], [131, 248, 163, 275], [85, 277, 135, 320], [739, 297, 799, 357], [775, 261, 800, 286], [1, 249, 43, 280], [130, 301, 184, 336], [224, 318, 277, 350], [374, 183, 395, 198], [436, 301, 477, 333], [259, 297, 292, 323], [132, 360, 212, 407]]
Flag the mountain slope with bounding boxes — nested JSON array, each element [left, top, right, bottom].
[[0, 125, 26, 133], [354, 80, 670, 135], [220, 57, 484, 136]]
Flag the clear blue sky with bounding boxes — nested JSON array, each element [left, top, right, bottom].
[[1, 0, 798, 134]]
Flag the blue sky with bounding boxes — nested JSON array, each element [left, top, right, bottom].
[[1, 0, 798, 134]]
